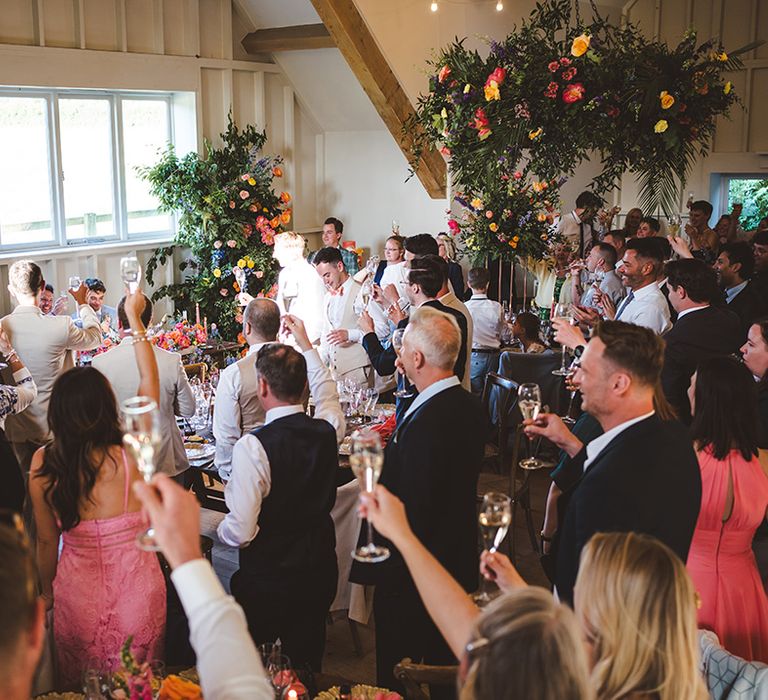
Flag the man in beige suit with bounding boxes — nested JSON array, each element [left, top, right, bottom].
[[2, 260, 101, 471], [213, 298, 280, 481], [313, 247, 388, 386], [93, 294, 195, 481]]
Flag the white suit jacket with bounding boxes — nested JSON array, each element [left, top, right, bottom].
[[2, 304, 101, 443], [93, 338, 196, 476]]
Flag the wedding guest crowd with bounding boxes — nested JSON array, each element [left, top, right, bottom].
[[6, 193, 768, 699]]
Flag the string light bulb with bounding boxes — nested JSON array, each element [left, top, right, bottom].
[[430, 1, 438, 11], [496, 0, 503, 9]]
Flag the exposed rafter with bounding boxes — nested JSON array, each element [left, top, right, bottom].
[[241, 23, 334, 53], [307, 0, 447, 198]]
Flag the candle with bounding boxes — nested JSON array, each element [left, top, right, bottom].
[[182, 310, 188, 322], [195, 303, 201, 326], [204, 317, 208, 335]]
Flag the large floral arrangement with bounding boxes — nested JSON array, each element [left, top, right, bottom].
[[141, 117, 289, 339], [408, 0, 753, 261]]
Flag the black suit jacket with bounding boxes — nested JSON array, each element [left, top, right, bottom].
[[350, 385, 487, 592], [555, 415, 701, 606], [661, 305, 743, 424], [728, 281, 767, 338]]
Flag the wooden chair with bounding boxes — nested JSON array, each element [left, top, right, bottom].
[[184, 362, 207, 382], [393, 658, 459, 700]]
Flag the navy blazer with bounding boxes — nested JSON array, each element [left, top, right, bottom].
[[554, 415, 701, 606], [350, 385, 487, 592]]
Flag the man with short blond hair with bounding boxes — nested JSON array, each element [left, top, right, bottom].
[[2, 260, 101, 471], [352, 304, 487, 693]]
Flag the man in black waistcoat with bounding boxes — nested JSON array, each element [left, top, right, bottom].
[[525, 320, 701, 606], [351, 305, 487, 692], [217, 316, 345, 671]]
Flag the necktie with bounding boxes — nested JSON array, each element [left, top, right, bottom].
[[615, 290, 634, 320], [578, 222, 584, 259]]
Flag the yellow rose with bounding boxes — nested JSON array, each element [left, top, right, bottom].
[[571, 33, 590, 57], [247, 177, 256, 186], [719, 52, 728, 61], [528, 127, 543, 140], [247, 259, 255, 268], [471, 197, 484, 210], [213, 268, 222, 278], [484, 83, 500, 101], [654, 119, 668, 133], [237, 259, 246, 268], [724, 81, 732, 95], [463, 83, 471, 94], [659, 90, 675, 109], [489, 222, 499, 232]]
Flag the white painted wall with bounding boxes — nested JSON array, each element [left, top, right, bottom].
[[320, 131, 448, 254]]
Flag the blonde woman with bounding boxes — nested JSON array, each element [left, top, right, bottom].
[[362, 486, 704, 700], [361, 486, 593, 699]]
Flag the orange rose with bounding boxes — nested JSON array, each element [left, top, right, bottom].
[[280, 210, 292, 224], [571, 34, 590, 57], [273, 166, 283, 177], [280, 192, 291, 203]]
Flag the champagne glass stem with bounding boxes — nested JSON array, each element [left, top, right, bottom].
[[366, 517, 375, 550]]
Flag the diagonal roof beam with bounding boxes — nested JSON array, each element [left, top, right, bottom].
[[307, 0, 447, 198]]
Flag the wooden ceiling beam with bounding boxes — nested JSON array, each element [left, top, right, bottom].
[[241, 23, 335, 53], [307, 0, 447, 198]]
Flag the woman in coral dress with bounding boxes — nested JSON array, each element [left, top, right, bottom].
[[687, 356, 768, 662], [29, 289, 166, 689]]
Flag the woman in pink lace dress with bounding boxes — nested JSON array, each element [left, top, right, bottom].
[[687, 357, 768, 662], [29, 290, 166, 690]]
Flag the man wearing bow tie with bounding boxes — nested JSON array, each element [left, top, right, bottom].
[[313, 247, 387, 385]]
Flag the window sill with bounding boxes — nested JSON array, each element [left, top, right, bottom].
[[0, 236, 175, 262]]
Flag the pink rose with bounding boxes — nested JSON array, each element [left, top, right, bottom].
[[220, 289, 229, 296], [213, 240, 223, 249], [229, 201, 235, 209], [239, 190, 249, 199], [562, 82, 585, 103], [227, 239, 237, 248], [255, 270, 264, 278]]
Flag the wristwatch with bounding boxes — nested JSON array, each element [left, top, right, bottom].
[[573, 344, 586, 359]]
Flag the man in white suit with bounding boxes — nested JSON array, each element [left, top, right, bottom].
[[313, 247, 388, 386], [93, 294, 196, 481], [2, 260, 102, 471]]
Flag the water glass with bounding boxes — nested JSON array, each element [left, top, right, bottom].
[[120, 256, 141, 294]]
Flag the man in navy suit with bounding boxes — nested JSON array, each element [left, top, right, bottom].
[[352, 305, 487, 692], [661, 258, 743, 424], [527, 320, 701, 606]]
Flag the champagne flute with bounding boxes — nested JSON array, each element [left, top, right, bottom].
[[391, 328, 415, 399], [120, 256, 141, 294], [121, 396, 161, 550], [69, 275, 81, 291], [233, 265, 247, 295], [282, 279, 298, 313], [474, 492, 512, 605], [551, 302, 573, 376], [518, 383, 544, 470], [351, 429, 390, 563]]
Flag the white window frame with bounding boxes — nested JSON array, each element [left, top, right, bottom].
[[0, 87, 177, 253], [717, 173, 767, 219]]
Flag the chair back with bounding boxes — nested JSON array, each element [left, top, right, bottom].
[[497, 350, 567, 419], [184, 362, 207, 383], [394, 658, 459, 700]]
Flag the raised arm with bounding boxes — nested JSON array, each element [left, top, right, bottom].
[[66, 283, 102, 350], [361, 486, 480, 658], [124, 289, 160, 404]]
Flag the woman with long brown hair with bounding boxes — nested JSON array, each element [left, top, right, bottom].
[[29, 288, 163, 689]]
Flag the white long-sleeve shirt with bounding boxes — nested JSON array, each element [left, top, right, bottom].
[[0, 367, 37, 430], [613, 281, 671, 334], [217, 347, 345, 548], [171, 559, 272, 700]]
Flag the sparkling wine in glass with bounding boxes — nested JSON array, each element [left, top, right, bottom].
[[518, 383, 544, 470], [69, 275, 81, 291], [120, 256, 141, 294], [474, 492, 512, 605], [552, 302, 573, 377], [351, 429, 390, 563], [391, 328, 415, 399], [233, 265, 247, 295], [122, 396, 161, 550]]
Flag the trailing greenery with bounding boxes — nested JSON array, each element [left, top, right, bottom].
[[407, 0, 754, 261], [141, 117, 292, 339]]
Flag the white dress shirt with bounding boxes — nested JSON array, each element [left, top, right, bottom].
[[402, 375, 461, 422], [0, 367, 37, 430], [171, 559, 272, 700], [583, 410, 655, 471], [217, 348, 345, 548], [213, 342, 271, 479], [380, 262, 410, 302], [465, 294, 503, 349], [2, 303, 101, 443], [613, 282, 671, 334], [556, 211, 596, 254]]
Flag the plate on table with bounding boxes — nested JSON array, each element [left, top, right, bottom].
[[377, 403, 396, 414], [184, 440, 216, 462], [315, 685, 401, 700], [339, 436, 353, 456]]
